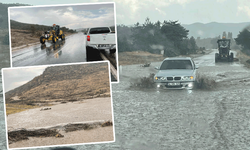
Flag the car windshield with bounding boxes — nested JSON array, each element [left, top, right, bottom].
[[89, 27, 110, 34], [218, 40, 229, 47], [160, 60, 193, 70]]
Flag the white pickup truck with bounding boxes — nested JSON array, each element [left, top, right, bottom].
[[85, 27, 116, 61]]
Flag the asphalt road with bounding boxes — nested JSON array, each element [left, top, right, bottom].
[[12, 32, 117, 81], [12, 33, 86, 67]]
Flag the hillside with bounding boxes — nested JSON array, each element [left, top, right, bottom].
[[10, 20, 76, 33], [5, 63, 110, 105], [0, 3, 30, 29], [182, 22, 250, 39]]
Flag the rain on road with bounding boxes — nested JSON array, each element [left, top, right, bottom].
[[12, 33, 87, 67]]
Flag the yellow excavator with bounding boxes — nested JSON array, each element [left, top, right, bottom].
[[40, 24, 65, 44]]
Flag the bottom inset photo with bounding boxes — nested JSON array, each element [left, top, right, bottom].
[[2, 61, 114, 149]]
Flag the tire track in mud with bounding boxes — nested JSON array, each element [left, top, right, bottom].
[[210, 97, 230, 149]]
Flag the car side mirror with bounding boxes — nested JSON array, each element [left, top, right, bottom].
[[84, 32, 87, 35], [155, 67, 159, 70]]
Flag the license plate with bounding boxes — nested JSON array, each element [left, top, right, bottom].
[[99, 44, 109, 47], [168, 82, 180, 86]]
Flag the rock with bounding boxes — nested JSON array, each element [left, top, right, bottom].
[[40, 107, 51, 111]]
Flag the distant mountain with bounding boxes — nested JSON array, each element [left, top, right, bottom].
[[0, 3, 30, 29], [182, 22, 250, 39], [5, 63, 110, 103]]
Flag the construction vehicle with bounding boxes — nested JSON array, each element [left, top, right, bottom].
[[215, 36, 233, 62], [40, 24, 65, 44]]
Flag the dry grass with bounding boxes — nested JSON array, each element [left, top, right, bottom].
[[10, 29, 75, 49], [6, 104, 40, 115], [119, 51, 164, 65]]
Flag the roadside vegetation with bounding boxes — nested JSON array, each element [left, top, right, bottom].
[[117, 18, 199, 56], [235, 26, 250, 56], [10, 20, 77, 48]]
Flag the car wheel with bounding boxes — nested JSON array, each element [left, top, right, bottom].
[[40, 36, 46, 44], [61, 34, 65, 41], [230, 52, 234, 62], [215, 53, 219, 63], [86, 46, 94, 61], [110, 49, 116, 54], [52, 35, 57, 43]]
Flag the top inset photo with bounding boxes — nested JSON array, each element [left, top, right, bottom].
[[8, 2, 119, 82]]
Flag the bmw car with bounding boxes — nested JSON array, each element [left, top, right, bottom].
[[154, 57, 198, 89]]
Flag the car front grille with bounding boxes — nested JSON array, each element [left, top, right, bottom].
[[174, 77, 181, 80], [166, 77, 181, 81], [167, 77, 173, 80]]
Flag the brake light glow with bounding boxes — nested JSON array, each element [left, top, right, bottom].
[[87, 35, 90, 41]]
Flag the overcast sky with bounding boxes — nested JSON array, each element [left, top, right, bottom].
[[2, 0, 250, 25], [9, 2, 115, 29], [2, 66, 46, 92]]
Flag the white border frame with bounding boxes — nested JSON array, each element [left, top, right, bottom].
[[2, 60, 116, 150], [8, 2, 120, 83]]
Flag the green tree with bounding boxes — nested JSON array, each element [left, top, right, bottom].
[[235, 29, 250, 50], [189, 36, 198, 53], [161, 20, 189, 52]]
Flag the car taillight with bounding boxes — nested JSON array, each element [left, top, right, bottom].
[[87, 35, 90, 41]]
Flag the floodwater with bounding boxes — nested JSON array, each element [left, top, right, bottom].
[[1, 49, 250, 149]]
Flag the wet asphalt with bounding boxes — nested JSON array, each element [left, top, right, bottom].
[[1, 49, 250, 149], [12, 33, 87, 67]]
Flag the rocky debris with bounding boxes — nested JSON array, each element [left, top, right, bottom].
[[101, 121, 113, 127], [8, 129, 60, 144], [64, 122, 101, 132], [8, 120, 114, 144], [55, 133, 64, 138], [140, 62, 151, 67], [40, 107, 51, 111], [216, 74, 226, 78]]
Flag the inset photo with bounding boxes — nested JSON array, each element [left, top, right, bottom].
[[8, 2, 119, 82], [2, 61, 114, 149]]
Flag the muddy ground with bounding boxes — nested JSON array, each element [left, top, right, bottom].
[[118, 50, 212, 66], [7, 97, 114, 148]]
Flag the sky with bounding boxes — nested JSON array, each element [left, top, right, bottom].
[[8, 2, 115, 29], [2, 66, 46, 92], [1, 0, 250, 26]]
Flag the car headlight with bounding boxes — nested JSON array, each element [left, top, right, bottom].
[[182, 76, 194, 80], [155, 76, 166, 80]]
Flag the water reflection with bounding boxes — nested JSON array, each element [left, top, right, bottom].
[[41, 40, 65, 51], [41, 41, 65, 58]]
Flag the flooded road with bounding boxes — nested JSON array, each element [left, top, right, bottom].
[[12, 33, 87, 67], [1, 49, 250, 149]]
